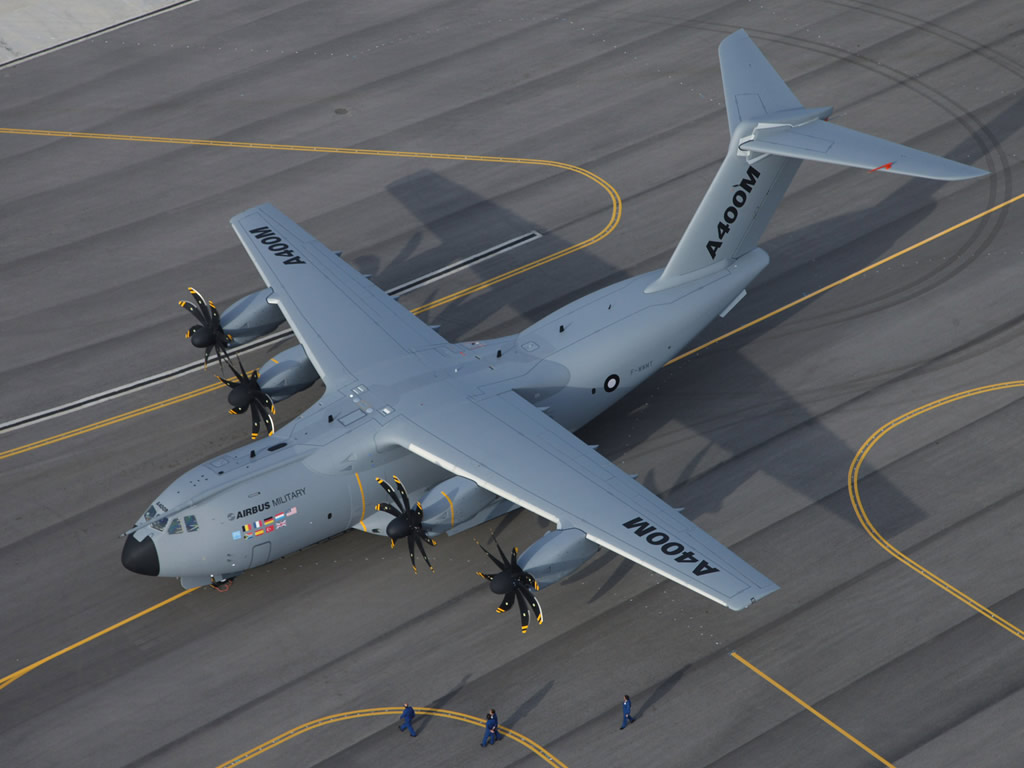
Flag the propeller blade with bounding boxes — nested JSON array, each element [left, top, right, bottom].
[[255, 401, 275, 436], [414, 534, 434, 572], [497, 591, 515, 614], [187, 287, 213, 324], [475, 540, 506, 571], [180, 301, 207, 326], [256, 390, 275, 412], [477, 571, 495, 582], [525, 589, 543, 625], [492, 538, 511, 567], [406, 536, 418, 573], [375, 501, 401, 518], [377, 477, 404, 512], [514, 589, 530, 633], [392, 475, 412, 513]]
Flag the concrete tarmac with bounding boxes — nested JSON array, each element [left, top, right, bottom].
[[1, 1, 1023, 766]]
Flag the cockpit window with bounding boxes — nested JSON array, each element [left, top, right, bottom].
[[152, 516, 168, 532], [144, 505, 159, 521], [184, 515, 199, 533], [167, 518, 183, 535]]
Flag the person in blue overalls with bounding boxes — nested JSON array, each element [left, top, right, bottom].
[[620, 695, 636, 729], [399, 703, 417, 737], [481, 709, 500, 746]]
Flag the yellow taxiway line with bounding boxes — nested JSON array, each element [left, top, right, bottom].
[[0, 126, 621, 459], [0, 586, 201, 691], [214, 706, 567, 768], [731, 652, 896, 767], [848, 382, 1024, 641], [0, 127, 621, 318], [1, 130, 1020, 754]]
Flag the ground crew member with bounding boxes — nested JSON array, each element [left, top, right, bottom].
[[399, 703, 417, 737], [620, 695, 635, 729], [481, 709, 500, 746]]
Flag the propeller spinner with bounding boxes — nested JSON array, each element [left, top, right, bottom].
[[180, 287, 232, 368], [376, 475, 437, 573], [476, 537, 543, 633], [216, 357, 275, 439]]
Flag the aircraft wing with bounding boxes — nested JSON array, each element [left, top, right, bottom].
[[379, 390, 777, 610], [230, 204, 446, 389]]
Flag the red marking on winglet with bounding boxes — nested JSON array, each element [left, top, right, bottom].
[[869, 162, 894, 173]]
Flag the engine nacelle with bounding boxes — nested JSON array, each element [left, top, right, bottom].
[[258, 345, 319, 401], [517, 528, 600, 588], [221, 288, 285, 345], [420, 476, 498, 534]]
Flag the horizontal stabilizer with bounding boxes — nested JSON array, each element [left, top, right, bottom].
[[740, 119, 987, 181]]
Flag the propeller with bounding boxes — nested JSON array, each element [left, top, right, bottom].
[[216, 357, 275, 440], [376, 475, 437, 573], [476, 537, 543, 633], [180, 287, 232, 368]]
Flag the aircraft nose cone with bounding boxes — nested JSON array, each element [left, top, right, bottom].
[[122, 535, 160, 576]]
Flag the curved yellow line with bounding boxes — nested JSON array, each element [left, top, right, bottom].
[[0, 127, 621, 315], [847, 382, 1024, 641], [0, 586, 202, 691], [213, 706, 568, 768], [0, 127, 620, 460]]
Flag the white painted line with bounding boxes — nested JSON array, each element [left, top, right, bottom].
[[387, 231, 541, 297]]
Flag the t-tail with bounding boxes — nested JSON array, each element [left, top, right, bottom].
[[646, 29, 986, 293]]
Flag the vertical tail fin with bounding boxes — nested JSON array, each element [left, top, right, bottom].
[[646, 30, 985, 293]]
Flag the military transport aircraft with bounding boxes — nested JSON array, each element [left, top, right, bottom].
[[122, 30, 985, 631]]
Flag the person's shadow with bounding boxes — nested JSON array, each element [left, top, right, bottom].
[[638, 665, 690, 718]]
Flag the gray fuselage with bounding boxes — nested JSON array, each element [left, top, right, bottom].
[[124, 249, 767, 586]]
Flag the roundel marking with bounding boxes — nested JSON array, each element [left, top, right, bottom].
[[604, 374, 620, 393]]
